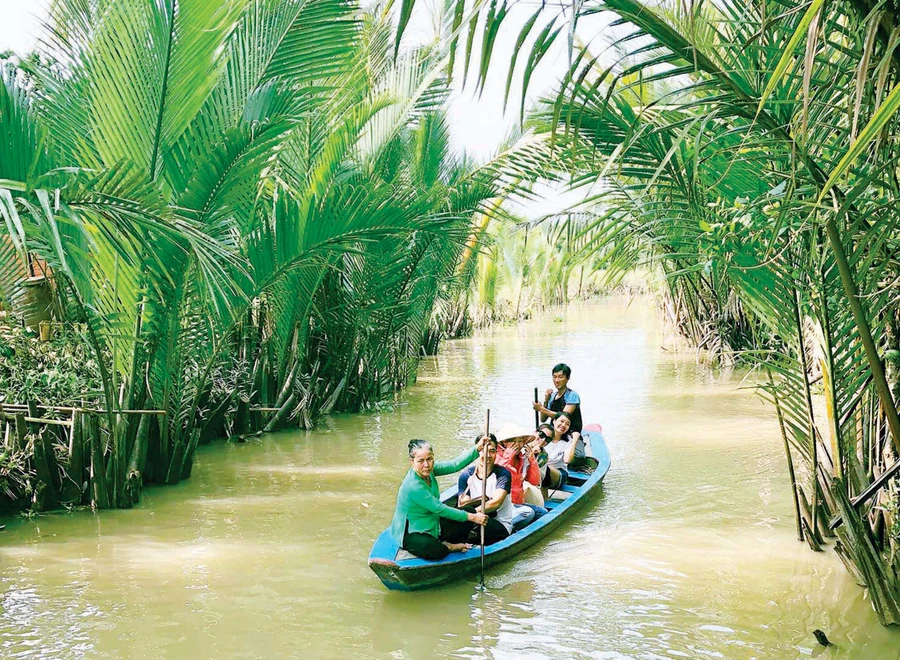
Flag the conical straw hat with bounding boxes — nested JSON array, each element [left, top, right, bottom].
[[494, 422, 533, 442]]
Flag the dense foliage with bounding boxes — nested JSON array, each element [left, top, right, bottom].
[[0, 319, 102, 405], [0, 0, 509, 509]]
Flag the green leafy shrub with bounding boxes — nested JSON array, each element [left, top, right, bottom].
[[0, 448, 31, 510], [0, 318, 103, 406]]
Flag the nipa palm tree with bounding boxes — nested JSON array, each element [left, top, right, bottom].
[[0, 0, 500, 512]]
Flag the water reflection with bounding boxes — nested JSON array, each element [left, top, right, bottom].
[[1, 297, 899, 658]]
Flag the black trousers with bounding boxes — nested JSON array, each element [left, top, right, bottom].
[[402, 510, 510, 561]]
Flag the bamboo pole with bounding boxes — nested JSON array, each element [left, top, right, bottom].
[[31, 417, 72, 427], [0, 403, 166, 416], [0, 411, 73, 427], [0, 403, 81, 412], [94, 409, 167, 415], [479, 409, 490, 589]]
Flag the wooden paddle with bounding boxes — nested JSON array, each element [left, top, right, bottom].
[[479, 409, 490, 588], [534, 387, 539, 428]]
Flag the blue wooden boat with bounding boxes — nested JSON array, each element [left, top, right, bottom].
[[368, 423, 611, 590]]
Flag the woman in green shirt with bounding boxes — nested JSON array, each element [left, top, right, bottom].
[[390, 438, 489, 560]]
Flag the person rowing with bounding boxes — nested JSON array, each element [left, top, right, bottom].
[[450, 434, 515, 544], [390, 438, 489, 561], [532, 363, 584, 451]]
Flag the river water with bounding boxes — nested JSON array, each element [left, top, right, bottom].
[[2, 297, 898, 658]]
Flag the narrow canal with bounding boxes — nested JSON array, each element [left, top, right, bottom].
[[1, 297, 897, 658]]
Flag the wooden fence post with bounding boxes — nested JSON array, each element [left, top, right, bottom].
[[87, 412, 110, 509], [64, 411, 85, 503], [31, 427, 59, 511], [13, 414, 26, 453]]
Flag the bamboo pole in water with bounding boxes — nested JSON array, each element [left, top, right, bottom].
[[480, 409, 490, 588]]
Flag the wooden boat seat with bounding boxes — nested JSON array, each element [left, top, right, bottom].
[[545, 487, 576, 506]]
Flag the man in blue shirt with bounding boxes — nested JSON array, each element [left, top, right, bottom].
[[533, 363, 583, 443]]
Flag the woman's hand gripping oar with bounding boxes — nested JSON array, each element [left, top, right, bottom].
[[479, 409, 490, 589]]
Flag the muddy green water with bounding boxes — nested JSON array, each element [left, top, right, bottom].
[[2, 297, 899, 659]]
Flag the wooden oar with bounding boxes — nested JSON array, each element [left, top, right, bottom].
[[479, 409, 490, 589], [534, 387, 539, 428]]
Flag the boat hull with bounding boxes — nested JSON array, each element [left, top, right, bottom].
[[368, 423, 610, 590]]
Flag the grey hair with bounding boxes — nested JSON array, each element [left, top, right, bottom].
[[408, 439, 433, 458]]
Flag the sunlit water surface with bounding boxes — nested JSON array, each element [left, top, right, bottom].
[[2, 297, 899, 658]]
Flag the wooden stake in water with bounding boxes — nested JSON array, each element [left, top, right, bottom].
[[480, 409, 490, 589]]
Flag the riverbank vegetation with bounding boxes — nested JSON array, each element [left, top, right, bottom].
[[452, 215, 642, 333], [0, 0, 518, 513]]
